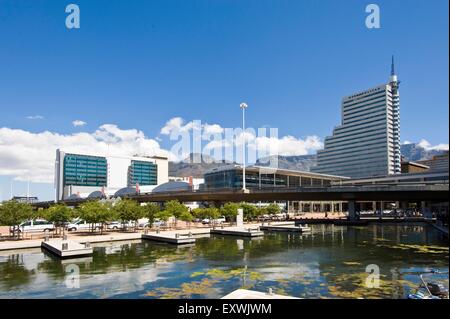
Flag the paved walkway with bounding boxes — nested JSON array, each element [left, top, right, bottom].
[[0, 224, 258, 251]]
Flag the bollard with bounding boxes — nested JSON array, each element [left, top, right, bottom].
[[268, 288, 273, 295], [85, 242, 91, 248], [188, 232, 192, 238], [44, 235, 49, 242], [156, 228, 160, 234], [175, 233, 179, 238], [62, 243, 68, 251], [63, 234, 68, 241], [145, 229, 149, 235]]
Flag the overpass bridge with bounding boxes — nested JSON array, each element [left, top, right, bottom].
[[33, 184, 449, 208]]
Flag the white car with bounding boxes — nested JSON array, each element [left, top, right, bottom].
[[106, 221, 122, 230], [107, 221, 135, 230], [139, 220, 166, 228], [202, 217, 226, 224], [18, 219, 55, 233], [67, 219, 101, 231]]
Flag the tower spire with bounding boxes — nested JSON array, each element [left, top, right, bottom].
[[391, 55, 395, 76], [390, 55, 398, 83]]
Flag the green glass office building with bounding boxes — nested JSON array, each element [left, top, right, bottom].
[[127, 160, 158, 186], [63, 153, 108, 187]]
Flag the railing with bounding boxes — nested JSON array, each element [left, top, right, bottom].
[[34, 182, 449, 207]]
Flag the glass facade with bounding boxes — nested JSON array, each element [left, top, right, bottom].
[[313, 79, 401, 178], [204, 168, 336, 190], [63, 154, 107, 187], [127, 160, 157, 186]]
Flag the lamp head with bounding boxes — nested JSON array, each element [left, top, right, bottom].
[[240, 102, 248, 109]]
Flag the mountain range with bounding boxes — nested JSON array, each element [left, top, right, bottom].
[[168, 143, 447, 177]]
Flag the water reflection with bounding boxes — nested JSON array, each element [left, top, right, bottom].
[[0, 224, 447, 299]]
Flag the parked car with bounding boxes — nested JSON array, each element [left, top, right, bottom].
[[139, 220, 166, 228], [107, 221, 135, 230], [106, 221, 122, 230], [67, 219, 101, 231], [202, 217, 226, 224], [18, 219, 55, 233]]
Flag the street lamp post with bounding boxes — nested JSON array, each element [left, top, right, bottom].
[[240, 102, 248, 192]]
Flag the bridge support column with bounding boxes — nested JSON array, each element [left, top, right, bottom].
[[379, 201, 384, 220], [348, 200, 357, 221], [421, 201, 432, 219]]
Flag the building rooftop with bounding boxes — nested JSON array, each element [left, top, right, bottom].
[[204, 164, 350, 180]]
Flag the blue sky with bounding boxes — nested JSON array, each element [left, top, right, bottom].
[[0, 0, 448, 200]]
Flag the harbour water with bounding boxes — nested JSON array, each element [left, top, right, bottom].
[[0, 224, 448, 299]]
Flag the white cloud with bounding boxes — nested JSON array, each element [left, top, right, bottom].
[[203, 123, 224, 135], [160, 117, 199, 135], [26, 115, 44, 120], [417, 139, 449, 151], [0, 125, 170, 183], [166, 117, 324, 163], [72, 120, 87, 127], [253, 135, 323, 156], [0, 116, 328, 184]]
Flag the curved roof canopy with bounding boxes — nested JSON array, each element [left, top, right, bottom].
[[87, 191, 105, 199], [152, 181, 191, 193], [66, 193, 81, 200], [114, 187, 138, 197]]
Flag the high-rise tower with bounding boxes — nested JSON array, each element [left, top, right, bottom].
[[313, 58, 401, 178]]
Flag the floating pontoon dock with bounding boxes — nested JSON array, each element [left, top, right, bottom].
[[210, 227, 264, 237], [41, 239, 93, 258], [142, 232, 196, 244], [260, 224, 311, 233]]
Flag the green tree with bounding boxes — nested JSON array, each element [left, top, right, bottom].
[[155, 210, 172, 228], [192, 208, 208, 220], [179, 210, 194, 229], [256, 207, 268, 219], [164, 200, 188, 228], [204, 207, 220, 228], [142, 203, 160, 228], [220, 202, 240, 221], [44, 204, 73, 236], [0, 200, 34, 239], [112, 199, 144, 231], [266, 203, 281, 217], [240, 203, 257, 221], [78, 201, 112, 234]]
